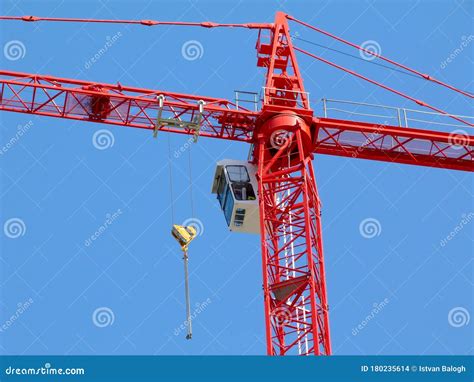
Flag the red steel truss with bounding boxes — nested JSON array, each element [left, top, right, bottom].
[[1, 70, 471, 171], [257, 129, 331, 355], [0, 71, 258, 142], [253, 12, 331, 355], [312, 117, 473, 172], [1, 10, 473, 356]]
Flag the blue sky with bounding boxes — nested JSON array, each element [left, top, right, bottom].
[[0, 0, 472, 356]]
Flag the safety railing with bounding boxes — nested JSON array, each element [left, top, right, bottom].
[[234, 90, 259, 112], [320, 98, 474, 133]]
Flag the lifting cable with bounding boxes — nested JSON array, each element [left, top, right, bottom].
[[293, 46, 474, 128], [187, 144, 196, 219], [292, 36, 420, 80], [287, 15, 474, 99], [167, 133, 198, 341], [167, 133, 176, 225]]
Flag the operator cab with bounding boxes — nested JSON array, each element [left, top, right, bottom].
[[211, 160, 260, 234]]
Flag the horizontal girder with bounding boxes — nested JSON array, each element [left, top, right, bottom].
[[313, 117, 474, 172], [0, 71, 258, 142]]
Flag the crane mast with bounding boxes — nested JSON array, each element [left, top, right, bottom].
[[252, 12, 330, 355], [0, 10, 472, 356]]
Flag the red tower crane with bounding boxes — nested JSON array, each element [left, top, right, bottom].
[[1, 11, 472, 356]]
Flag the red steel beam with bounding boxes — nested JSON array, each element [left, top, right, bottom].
[[0, 15, 273, 29], [0, 71, 258, 142], [0, 70, 472, 171], [312, 117, 474, 172]]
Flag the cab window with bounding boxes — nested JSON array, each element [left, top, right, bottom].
[[226, 166, 250, 182]]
